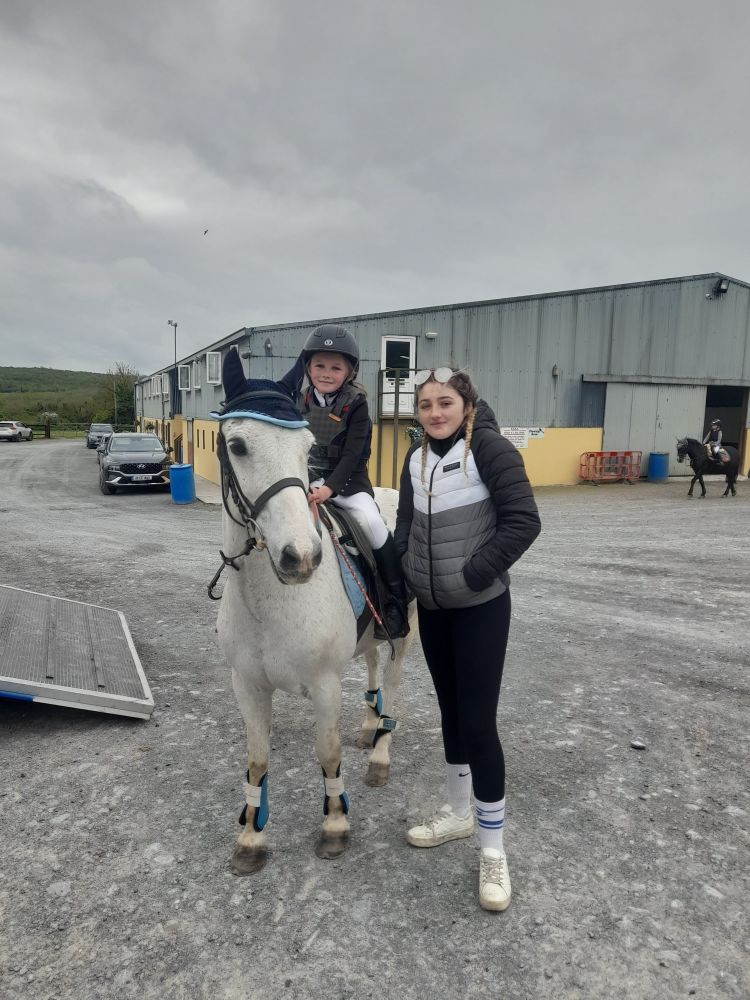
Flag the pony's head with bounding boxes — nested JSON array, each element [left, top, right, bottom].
[[676, 437, 689, 463], [211, 348, 323, 583], [219, 417, 322, 584]]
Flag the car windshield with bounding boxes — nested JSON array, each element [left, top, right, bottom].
[[109, 436, 163, 452], [90, 424, 113, 432]]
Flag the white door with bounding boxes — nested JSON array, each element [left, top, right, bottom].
[[380, 336, 416, 416]]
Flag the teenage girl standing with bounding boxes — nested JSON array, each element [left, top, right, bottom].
[[394, 367, 541, 910]]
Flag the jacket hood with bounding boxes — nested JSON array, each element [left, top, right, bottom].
[[472, 399, 500, 434]]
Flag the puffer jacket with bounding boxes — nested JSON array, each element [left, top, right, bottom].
[[394, 401, 541, 609]]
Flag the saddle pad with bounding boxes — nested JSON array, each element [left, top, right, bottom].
[[334, 546, 367, 618]]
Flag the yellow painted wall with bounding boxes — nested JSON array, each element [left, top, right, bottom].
[[369, 421, 414, 489], [370, 422, 604, 488], [140, 416, 608, 489], [192, 420, 221, 482], [519, 427, 603, 486], [741, 431, 750, 478]]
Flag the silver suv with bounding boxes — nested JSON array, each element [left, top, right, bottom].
[[86, 423, 114, 449], [0, 421, 33, 442], [99, 433, 171, 495]]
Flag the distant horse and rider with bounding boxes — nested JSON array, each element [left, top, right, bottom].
[[676, 420, 740, 497]]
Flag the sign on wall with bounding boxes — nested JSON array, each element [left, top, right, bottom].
[[501, 427, 529, 449]]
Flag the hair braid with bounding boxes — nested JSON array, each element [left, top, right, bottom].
[[463, 407, 476, 476], [420, 433, 432, 496]]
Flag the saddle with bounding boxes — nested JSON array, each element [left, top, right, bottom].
[[316, 503, 392, 642], [708, 446, 730, 464]]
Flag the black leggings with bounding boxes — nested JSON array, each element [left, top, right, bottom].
[[417, 589, 511, 802]]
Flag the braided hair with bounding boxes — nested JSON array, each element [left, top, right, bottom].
[[417, 369, 479, 494]]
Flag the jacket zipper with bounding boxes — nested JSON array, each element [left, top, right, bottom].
[[427, 458, 440, 608]]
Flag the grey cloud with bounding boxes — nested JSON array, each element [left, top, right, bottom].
[[1, 1, 749, 372]]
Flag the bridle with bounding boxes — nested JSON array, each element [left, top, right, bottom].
[[208, 413, 318, 598]]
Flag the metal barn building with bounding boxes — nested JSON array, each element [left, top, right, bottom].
[[135, 272, 750, 488]]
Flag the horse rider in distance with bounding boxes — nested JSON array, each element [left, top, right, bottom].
[[703, 419, 726, 463]]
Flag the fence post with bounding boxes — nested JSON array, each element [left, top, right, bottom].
[[44, 421, 51, 439]]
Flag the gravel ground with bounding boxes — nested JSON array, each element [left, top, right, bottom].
[[1, 438, 748, 1000]]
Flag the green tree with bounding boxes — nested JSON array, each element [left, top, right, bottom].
[[105, 362, 140, 428]]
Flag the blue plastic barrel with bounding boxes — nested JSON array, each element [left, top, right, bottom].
[[647, 452, 669, 483], [170, 463, 196, 504]]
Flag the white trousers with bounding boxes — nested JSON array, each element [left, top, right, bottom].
[[311, 481, 389, 549]]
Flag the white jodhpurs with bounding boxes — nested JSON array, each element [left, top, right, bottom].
[[312, 482, 389, 550]]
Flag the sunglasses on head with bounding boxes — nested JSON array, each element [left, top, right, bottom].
[[414, 366, 455, 386]]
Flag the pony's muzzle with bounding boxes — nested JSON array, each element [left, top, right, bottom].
[[279, 541, 322, 582]]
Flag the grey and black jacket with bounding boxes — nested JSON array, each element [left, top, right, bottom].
[[394, 401, 541, 609]]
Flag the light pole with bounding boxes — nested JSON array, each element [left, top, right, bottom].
[[167, 320, 177, 418], [113, 376, 118, 428]]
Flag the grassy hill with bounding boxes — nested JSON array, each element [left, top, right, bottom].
[[0, 367, 116, 424]]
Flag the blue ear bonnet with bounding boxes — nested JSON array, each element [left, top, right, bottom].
[[211, 359, 309, 428]]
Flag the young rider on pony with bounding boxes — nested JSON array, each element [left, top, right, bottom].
[[703, 418, 723, 462], [278, 324, 409, 639]]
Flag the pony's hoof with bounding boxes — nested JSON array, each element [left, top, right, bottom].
[[356, 730, 376, 749], [230, 845, 268, 876], [365, 761, 390, 787], [315, 830, 350, 860]]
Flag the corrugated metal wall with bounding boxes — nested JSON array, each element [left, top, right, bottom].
[[603, 383, 707, 475], [138, 274, 750, 430]]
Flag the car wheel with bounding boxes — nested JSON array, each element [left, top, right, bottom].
[[99, 476, 117, 495], [13, 434, 20, 442], [27, 432, 33, 441]]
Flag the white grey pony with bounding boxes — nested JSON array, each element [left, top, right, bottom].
[[213, 415, 414, 875]]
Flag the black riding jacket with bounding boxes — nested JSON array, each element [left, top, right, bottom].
[[277, 355, 374, 497]]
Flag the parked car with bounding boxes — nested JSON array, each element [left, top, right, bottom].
[[99, 433, 171, 495], [86, 423, 114, 449], [0, 420, 34, 442]]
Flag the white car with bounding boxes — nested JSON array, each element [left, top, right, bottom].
[[0, 420, 34, 442]]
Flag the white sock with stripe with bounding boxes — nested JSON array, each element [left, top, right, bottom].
[[446, 763, 472, 818], [475, 796, 506, 852]]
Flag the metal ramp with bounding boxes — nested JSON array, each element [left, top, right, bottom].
[[0, 585, 154, 720]]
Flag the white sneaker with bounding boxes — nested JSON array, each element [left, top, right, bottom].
[[406, 804, 474, 848], [479, 848, 511, 911]]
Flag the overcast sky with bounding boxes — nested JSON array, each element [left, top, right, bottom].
[[1, 1, 748, 375]]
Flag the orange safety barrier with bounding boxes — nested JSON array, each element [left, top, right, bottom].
[[579, 451, 642, 485]]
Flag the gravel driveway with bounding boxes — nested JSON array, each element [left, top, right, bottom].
[[1, 439, 748, 999]]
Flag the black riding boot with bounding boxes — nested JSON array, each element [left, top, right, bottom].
[[373, 535, 410, 639]]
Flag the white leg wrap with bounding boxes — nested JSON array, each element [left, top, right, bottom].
[[244, 782, 262, 808], [324, 775, 345, 797]]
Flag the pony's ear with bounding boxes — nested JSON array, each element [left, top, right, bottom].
[[222, 348, 247, 400]]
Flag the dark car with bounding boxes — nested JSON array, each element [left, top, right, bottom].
[[99, 433, 171, 495], [87, 423, 114, 449]]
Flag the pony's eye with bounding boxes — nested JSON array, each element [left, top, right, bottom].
[[228, 438, 248, 456]]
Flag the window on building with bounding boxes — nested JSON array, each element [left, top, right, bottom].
[[380, 336, 417, 415], [206, 352, 221, 384], [192, 360, 202, 389], [178, 365, 191, 391]]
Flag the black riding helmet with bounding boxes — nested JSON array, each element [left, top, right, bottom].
[[301, 324, 359, 375], [711, 418, 721, 426]]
